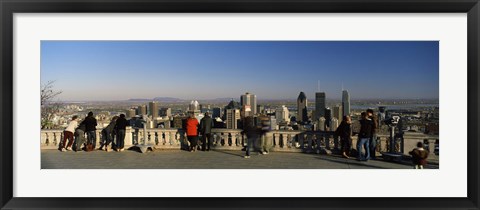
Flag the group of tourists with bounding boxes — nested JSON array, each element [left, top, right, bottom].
[[184, 112, 213, 152], [58, 109, 429, 168], [59, 112, 129, 152], [335, 108, 429, 169], [183, 112, 270, 158], [334, 108, 378, 161]]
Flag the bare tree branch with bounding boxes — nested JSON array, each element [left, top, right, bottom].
[[41, 80, 63, 106], [41, 80, 63, 129]]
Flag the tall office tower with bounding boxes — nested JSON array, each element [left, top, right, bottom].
[[342, 90, 351, 117], [332, 105, 343, 122], [159, 108, 172, 117], [137, 105, 147, 116], [330, 117, 339, 131], [297, 92, 308, 122], [241, 105, 252, 118], [324, 107, 332, 128], [149, 101, 159, 118], [226, 108, 241, 129], [257, 105, 265, 114], [275, 105, 290, 123], [127, 108, 136, 119], [224, 100, 241, 120], [315, 92, 326, 120], [212, 107, 222, 119], [317, 117, 326, 131], [240, 92, 257, 115]]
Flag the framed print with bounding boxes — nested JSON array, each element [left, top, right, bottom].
[[1, 0, 479, 209]]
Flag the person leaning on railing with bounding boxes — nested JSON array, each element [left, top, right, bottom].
[[59, 115, 79, 152], [335, 115, 352, 159], [114, 114, 129, 152]]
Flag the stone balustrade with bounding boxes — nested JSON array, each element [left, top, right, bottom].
[[40, 129, 438, 158]]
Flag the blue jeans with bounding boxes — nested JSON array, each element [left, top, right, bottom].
[[101, 129, 115, 148], [86, 131, 96, 148], [369, 134, 377, 158], [357, 137, 370, 160], [116, 129, 126, 149], [245, 134, 258, 156]]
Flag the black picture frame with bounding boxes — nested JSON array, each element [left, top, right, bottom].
[[1, 0, 479, 209]]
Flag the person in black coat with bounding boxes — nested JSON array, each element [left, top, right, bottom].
[[100, 116, 118, 152], [335, 115, 352, 158], [199, 112, 215, 151], [242, 116, 261, 158], [114, 114, 129, 152], [357, 112, 374, 161], [80, 111, 98, 149]]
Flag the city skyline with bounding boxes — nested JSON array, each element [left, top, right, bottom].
[[41, 41, 439, 101]]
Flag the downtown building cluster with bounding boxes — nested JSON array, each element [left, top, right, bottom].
[[123, 90, 351, 132]]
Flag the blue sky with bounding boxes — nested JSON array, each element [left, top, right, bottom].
[[41, 41, 439, 101]]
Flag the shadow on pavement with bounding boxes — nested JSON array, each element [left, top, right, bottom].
[[313, 156, 389, 169], [212, 150, 244, 157]]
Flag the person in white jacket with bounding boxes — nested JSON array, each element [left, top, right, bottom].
[[59, 116, 78, 152]]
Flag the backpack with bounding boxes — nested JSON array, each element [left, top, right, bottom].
[[85, 144, 94, 152]]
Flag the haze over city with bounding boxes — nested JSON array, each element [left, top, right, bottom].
[[41, 41, 439, 101]]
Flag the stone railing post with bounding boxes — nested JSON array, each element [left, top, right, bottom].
[[96, 129, 102, 148], [124, 126, 133, 147], [306, 133, 313, 153], [333, 134, 339, 151], [272, 133, 279, 150], [427, 139, 437, 157]]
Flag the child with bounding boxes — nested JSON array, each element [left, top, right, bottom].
[[409, 142, 429, 169]]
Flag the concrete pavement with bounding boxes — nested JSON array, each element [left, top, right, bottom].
[[41, 149, 439, 169]]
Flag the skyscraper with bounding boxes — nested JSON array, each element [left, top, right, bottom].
[[226, 108, 241, 129], [297, 92, 308, 122], [315, 92, 326, 120], [212, 107, 222, 119], [342, 90, 350, 117], [275, 105, 290, 123], [137, 105, 147, 116], [332, 105, 343, 122], [224, 100, 241, 120], [159, 107, 172, 117], [127, 108, 136, 119], [149, 101, 159, 118], [240, 92, 257, 115], [324, 107, 332, 127]]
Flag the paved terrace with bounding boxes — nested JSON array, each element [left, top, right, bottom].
[[41, 149, 439, 169]]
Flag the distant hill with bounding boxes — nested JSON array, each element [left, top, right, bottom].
[[127, 97, 185, 102], [153, 97, 185, 102]]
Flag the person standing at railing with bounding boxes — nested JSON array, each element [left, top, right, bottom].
[[114, 114, 129, 152], [366, 109, 378, 160], [186, 113, 199, 152], [242, 116, 261, 158], [199, 112, 214, 151], [357, 112, 374, 161], [259, 115, 271, 155], [74, 122, 86, 152], [99, 116, 118, 152], [335, 115, 352, 159], [81, 111, 98, 150], [59, 115, 78, 152]]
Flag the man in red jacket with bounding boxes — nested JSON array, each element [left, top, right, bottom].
[[186, 113, 199, 152]]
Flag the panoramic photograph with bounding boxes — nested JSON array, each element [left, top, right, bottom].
[[40, 41, 439, 169]]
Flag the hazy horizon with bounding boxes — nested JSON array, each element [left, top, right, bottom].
[[41, 41, 439, 101]]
